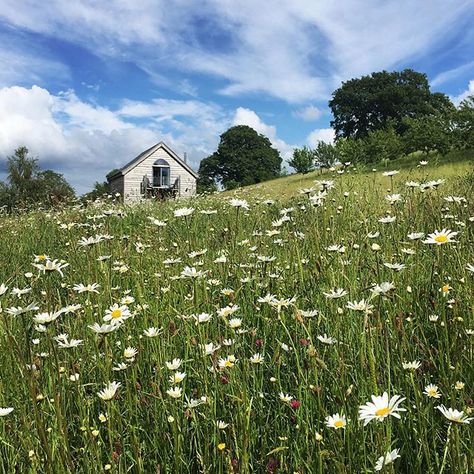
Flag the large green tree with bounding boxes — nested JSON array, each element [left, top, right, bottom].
[[329, 69, 454, 140], [197, 125, 281, 190]]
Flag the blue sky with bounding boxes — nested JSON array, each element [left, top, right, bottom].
[[0, 0, 473, 193]]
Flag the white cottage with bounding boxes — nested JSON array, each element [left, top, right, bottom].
[[107, 142, 198, 203]]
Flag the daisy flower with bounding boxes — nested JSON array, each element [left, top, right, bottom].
[[423, 384, 441, 399], [358, 392, 406, 426], [436, 405, 473, 424], [375, 449, 400, 471], [97, 381, 121, 401], [325, 413, 347, 429], [423, 229, 458, 245]]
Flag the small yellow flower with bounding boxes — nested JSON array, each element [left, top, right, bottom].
[[217, 442, 226, 451]]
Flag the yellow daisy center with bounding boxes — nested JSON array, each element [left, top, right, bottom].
[[334, 420, 345, 428], [224, 360, 233, 367], [38, 255, 47, 261], [375, 407, 391, 417], [434, 235, 448, 243], [428, 389, 437, 396], [442, 285, 450, 293], [111, 309, 122, 319]]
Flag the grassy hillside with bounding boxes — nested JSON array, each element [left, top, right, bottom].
[[0, 152, 472, 472], [223, 149, 473, 201]]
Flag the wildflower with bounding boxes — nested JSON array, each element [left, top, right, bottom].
[[193, 313, 212, 324], [375, 449, 400, 471], [317, 334, 337, 345], [123, 347, 138, 359], [423, 229, 458, 245], [454, 381, 465, 390], [103, 304, 131, 324], [218, 355, 237, 369], [217, 442, 226, 451], [382, 170, 399, 177], [385, 194, 402, 204], [166, 387, 183, 398], [143, 327, 162, 337], [55, 334, 83, 349], [423, 384, 441, 399], [346, 300, 374, 313], [229, 198, 249, 209], [73, 283, 100, 293], [325, 413, 347, 429], [437, 405, 473, 424], [0, 408, 13, 416], [88, 323, 120, 334], [402, 360, 421, 370], [279, 392, 293, 404], [166, 358, 182, 370], [250, 353, 264, 364], [323, 288, 347, 299], [0, 284, 8, 296], [378, 216, 396, 224], [358, 392, 406, 425], [173, 207, 194, 217], [203, 343, 221, 355], [169, 371, 186, 384], [217, 420, 229, 429], [97, 382, 121, 401], [383, 263, 406, 272], [33, 259, 69, 277], [33, 310, 64, 325], [181, 266, 206, 279], [371, 282, 395, 296], [407, 232, 425, 240], [229, 318, 242, 329]]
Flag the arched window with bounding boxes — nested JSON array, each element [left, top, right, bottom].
[[152, 159, 170, 187]]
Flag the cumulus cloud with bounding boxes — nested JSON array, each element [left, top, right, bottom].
[[307, 128, 335, 147], [0, 85, 232, 193], [451, 79, 474, 106], [232, 107, 295, 160]]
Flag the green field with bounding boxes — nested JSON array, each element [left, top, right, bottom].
[[0, 152, 472, 473]]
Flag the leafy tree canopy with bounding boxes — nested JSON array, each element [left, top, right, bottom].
[[329, 69, 454, 140], [197, 125, 281, 191], [289, 146, 315, 174]]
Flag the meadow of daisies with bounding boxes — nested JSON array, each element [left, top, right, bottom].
[[0, 157, 472, 473]]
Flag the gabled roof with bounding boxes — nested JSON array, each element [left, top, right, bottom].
[[107, 141, 198, 181]]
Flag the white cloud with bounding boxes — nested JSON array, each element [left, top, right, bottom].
[[451, 79, 474, 106], [293, 105, 323, 121], [232, 107, 295, 160], [307, 128, 335, 147], [1, 1, 471, 103], [431, 61, 474, 88], [0, 85, 231, 193]]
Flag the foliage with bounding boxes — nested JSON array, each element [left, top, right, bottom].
[[0, 147, 75, 210], [197, 125, 282, 190], [329, 69, 454, 140], [288, 146, 315, 174], [335, 137, 367, 165], [452, 96, 474, 150], [313, 141, 339, 169], [363, 126, 404, 163], [81, 181, 110, 202], [402, 115, 452, 156]]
